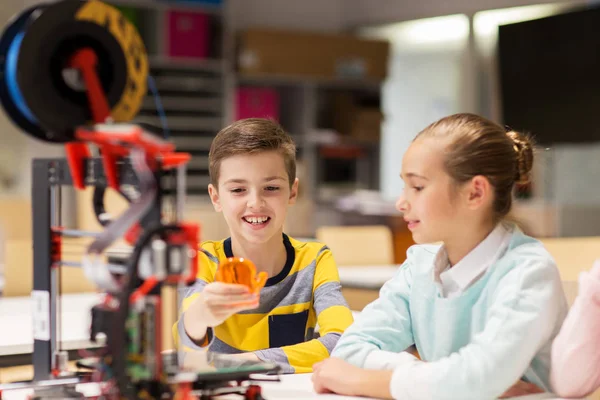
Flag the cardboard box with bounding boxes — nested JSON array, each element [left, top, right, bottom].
[[236, 87, 280, 121], [351, 108, 383, 143], [331, 93, 382, 143], [167, 10, 210, 59], [238, 28, 389, 81]]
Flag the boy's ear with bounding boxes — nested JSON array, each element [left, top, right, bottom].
[[208, 184, 222, 212], [288, 178, 299, 205], [465, 175, 491, 210]]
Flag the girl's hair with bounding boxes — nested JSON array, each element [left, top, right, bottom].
[[416, 113, 534, 220]]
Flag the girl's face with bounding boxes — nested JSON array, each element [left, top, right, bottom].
[[395, 138, 469, 244]]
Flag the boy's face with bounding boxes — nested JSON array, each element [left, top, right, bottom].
[[208, 150, 298, 245]]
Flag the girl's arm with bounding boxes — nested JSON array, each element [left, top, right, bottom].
[[551, 261, 600, 398], [331, 253, 416, 369]]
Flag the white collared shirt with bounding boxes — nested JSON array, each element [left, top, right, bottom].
[[433, 223, 511, 298], [336, 222, 568, 400]]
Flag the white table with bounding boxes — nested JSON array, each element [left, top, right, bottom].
[[338, 265, 398, 290], [0, 373, 579, 400], [258, 375, 573, 400], [0, 293, 102, 356]]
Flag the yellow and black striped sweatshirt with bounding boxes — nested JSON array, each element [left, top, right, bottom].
[[174, 234, 354, 373]]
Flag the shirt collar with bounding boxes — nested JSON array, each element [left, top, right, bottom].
[[434, 223, 510, 292]]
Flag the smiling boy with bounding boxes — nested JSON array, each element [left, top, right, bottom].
[[174, 118, 353, 373]]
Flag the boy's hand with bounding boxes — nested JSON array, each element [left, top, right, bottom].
[[199, 282, 260, 327], [184, 282, 259, 343]]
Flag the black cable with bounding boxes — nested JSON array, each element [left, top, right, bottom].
[[92, 186, 133, 227]]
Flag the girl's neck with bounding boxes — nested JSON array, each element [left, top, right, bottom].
[[230, 232, 287, 278], [445, 220, 497, 266]]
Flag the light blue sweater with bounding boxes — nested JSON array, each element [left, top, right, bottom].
[[332, 228, 568, 399]]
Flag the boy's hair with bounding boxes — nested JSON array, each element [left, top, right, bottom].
[[416, 113, 534, 220], [209, 118, 296, 188]]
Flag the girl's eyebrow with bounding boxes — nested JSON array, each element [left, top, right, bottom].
[[400, 172, 428, 180]]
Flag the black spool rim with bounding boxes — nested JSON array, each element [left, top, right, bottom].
[[0, 4, 48, 139], [18, 0, 129, 142]]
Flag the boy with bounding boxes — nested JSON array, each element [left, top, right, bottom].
[[174, 118, 353, 373]]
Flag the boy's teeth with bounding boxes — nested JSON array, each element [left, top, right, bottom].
[[246, 217, 267, 224]]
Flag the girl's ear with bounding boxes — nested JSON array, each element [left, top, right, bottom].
[[465, 175, 492, 210]]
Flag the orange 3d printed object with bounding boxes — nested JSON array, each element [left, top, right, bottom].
[[215, 257, 268, 294]]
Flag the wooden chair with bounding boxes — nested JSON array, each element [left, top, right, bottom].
[[315, 225, 394, 267], [3, 239, 98, 297], [316, 225, 394, 311], [540, 236, 600, 282], [0, 198, 32, 242]]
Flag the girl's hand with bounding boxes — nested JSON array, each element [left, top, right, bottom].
[[312, 358, 393, 398], [312, 358, 365, 396], [499, 380, 544, 398]]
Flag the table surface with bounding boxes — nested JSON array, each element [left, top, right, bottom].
[[0, 373, 581, 400], [338, 265, 398, 290], [0, 293, 101, 356]]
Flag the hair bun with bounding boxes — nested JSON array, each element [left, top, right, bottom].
[[506, 130, 534, 185]]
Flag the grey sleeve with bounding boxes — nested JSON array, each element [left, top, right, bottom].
[[177, 279, 213, 350]]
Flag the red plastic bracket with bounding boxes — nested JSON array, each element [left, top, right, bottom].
[[68, 48, 111, 124], [65, 143, 92, 189], [64, 48, 191, 191], [76, 126, 190, 191]]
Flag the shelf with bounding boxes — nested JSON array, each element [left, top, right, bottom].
[[236, 73, 383, 91], [150, 76, 223, 95], [185, 173, 211, 188], [108, 0, 224, 16], [186, 155, 210, 170], [302, 138, 379, 149], [142, 96, 222, 113], [135, 115, 222, 131], [171, 135, 214, 150], [149, 56, 226, 73]]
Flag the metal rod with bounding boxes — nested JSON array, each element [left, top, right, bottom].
[[176, 164, 186, 221], [53, 229, 102, 238], [32, 159, 53, 380], [0, 377, 80, 392], [50, 184, 60, 370], [59, 260, 128, 275]]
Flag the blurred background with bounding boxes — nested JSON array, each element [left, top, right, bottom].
[[1, 0, 600, 304], [3, 2, 600, 389]]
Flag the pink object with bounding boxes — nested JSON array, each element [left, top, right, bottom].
[[235, 87, 280, 121], [551, 260, 600, 398], [167, 10, 210, 59]]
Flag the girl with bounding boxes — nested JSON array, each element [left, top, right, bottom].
[[550, 260, 600, 398], [312, 113, 569, 399]]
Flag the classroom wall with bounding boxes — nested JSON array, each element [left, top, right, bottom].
[[230, 0, 346, 32], [0, 0, 348, 202], [379, 49, 467, 201], [3, 0, 600, 234], [343, 0, 584, 26], [357, 1, 600, 238]]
